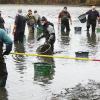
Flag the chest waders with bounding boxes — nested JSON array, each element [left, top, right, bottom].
[[0, 40, 8, 87], [61, 13, 70, 33], [43, 22, 55, 52]]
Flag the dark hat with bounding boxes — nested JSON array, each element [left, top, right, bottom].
[[41, 16, 47, 21], [18, 9, 22, 13], [64, 6, 67, 9], [34, 10, 37, 13], [28, 9, 32, 12]]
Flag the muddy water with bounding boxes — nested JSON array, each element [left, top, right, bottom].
[[0, 5, 100, 100]]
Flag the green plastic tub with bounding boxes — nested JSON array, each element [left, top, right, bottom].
[[34, 62, 54, 76], [97, 27, 100, 33]]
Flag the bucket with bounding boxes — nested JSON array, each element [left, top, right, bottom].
[[78, 14, 86, 23], [96, 22, 100, 33], [74, 27, 82, 33], [34, 62, 54, 76], [75, 51, 89, 58], [36, 44, 52, 55], [34, 62, 54, 82], [97, 27, 100, 33], [98, 19, 100, 24]]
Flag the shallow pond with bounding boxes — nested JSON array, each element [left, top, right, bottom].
[[0, 4, 100, 100]]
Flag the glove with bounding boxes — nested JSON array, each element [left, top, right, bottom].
[[27, 22, 30, 26], [37, 34, 44, 41], [34, 24, 37, 28], [3, 44, 12, 55], [37, 37, 41, 41], [48, 34, 54, 42]]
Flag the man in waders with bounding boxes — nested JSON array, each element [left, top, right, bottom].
[[86, 6, 99, 33], [13, 9, 26, 43], [0, 29, 12, 87], [26, 9, 36, 36], [0, 12, 5, 29], [34, 10, 42, 36], [37, 16, 55, 52], [34, 10, 41, 27], [58, 6, 72, 34]]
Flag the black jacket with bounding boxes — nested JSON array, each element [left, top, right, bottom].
[[15, 14, 26, 33], [86, 10, 99, 21], [38, 21, 55, 43]]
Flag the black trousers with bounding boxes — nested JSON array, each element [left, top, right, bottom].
[[61, 20, 70, 33], [0, 57, 8, 87], [87, 20, 96, 33], [14, 31, 24, 43]]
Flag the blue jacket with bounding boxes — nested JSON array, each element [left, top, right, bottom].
[[0, 29, 12, 55]]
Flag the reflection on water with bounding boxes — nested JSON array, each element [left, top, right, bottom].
[[14, 42, 25, 53], [61, 31, 70, 36], [0, 88, 8, 100], [34, 57, 55, 84], [87, 32, 97, 47], [13, 42, 26, 74], [60, 33, 70, 45]]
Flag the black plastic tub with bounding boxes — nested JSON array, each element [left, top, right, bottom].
[[74, 27, 82, 34], [78, 14, 86, 23], [75, 51, 89, 58]]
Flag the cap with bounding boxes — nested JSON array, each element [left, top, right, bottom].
[[28, 9, 32, 12], [34, 10, 37, 13], [41, 16, 47, 21], [18, 9, 22, 13], [64, 6, 67, 9]]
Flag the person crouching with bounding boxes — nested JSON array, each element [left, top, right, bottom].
[[37, 16, 55, 52]]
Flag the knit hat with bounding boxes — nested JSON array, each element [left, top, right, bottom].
[[41, 16, 47, 21]]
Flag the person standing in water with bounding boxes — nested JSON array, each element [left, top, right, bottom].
[[26, 9, 36, 36], [13, 9, 26, 43], [58, 6, 72, 34], [86, 6, 99, 33]]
